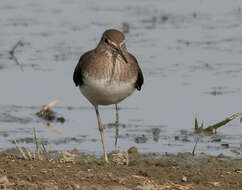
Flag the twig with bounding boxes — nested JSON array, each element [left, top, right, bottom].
[[42, 99, 59, 112], [41, 142, 47, 154], [37, 148, 42, 160], [33, 128, 39, 152], [195, 111, 242, 133], [9, 41, 23, 57], [192, 137, 200, 156], [204, 111, 242, 132], [23, 141, 32, 160], [14, 140, 28, 160], [9, 40, 24, 67]]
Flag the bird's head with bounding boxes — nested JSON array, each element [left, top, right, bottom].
[[100, 29, 128, 63]]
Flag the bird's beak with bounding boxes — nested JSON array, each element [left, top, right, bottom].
[[117, 48, 128, 63]]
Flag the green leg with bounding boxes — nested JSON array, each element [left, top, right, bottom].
[[115, 104, 119, 147]]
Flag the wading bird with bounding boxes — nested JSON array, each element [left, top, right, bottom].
[[73, 29, 143, 163]]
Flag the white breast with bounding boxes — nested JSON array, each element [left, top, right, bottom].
[[80, 75, 136, 106]]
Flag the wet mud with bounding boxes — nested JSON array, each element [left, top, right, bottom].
[[0, 148, 242, 190]]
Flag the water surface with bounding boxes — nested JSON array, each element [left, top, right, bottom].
[[0, 0, 242, 157]]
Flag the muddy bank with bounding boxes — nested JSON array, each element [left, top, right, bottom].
[[0, 148, 241, 190]]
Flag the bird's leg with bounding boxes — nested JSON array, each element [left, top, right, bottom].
[[94, 106, 109, 163], [115, 104, 119, 147]]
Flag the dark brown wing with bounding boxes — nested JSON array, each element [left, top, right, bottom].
[[136, 68, 144, 91], [128, 53, 144, 91], [73, 50, 92, 87]]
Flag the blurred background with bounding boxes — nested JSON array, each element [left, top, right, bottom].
[[0, 0, 242, 157]]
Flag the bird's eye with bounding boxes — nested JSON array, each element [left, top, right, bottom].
[[104, 38, 108, 44]]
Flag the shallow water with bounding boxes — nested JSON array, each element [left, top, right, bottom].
[[0, 0, 242, 157]]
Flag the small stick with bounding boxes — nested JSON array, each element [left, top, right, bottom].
[[9, 40, 23, 57], [192, 137, 200, 156], [9, 40, 24, 67], [23, 141, 32, 160], [204, 111, 242, 132], [33, 128, 39, 152], [195, 111, 242, 133], [42, 99, 59, 112], [41, 142, 47, 154], [36, 144, 42, 160], [14, 140, 28, 160]]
